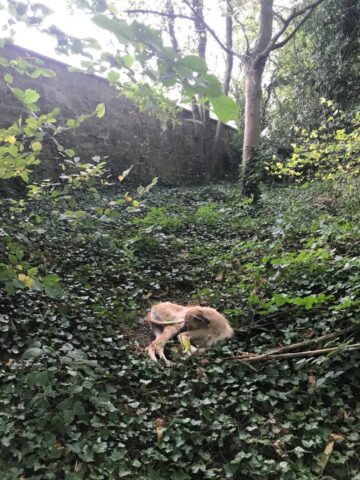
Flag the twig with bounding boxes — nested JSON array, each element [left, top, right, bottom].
[[239, 360, 258, 371], [245, 343, 360, 362], [227, 343, 360, 363], [266, 325, 358, 355], [223, 326, 359, 362], [123, 8, 194, 22], [231, 1, 250, 55], [272, 9, 285, 24], [124, 5, 241, 60]]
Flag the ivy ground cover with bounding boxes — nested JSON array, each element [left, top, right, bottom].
[[0, 182, 359, 479]]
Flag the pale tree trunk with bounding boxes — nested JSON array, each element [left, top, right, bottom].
[[241, 0, 273, 198], [241, 62, 265, 198]]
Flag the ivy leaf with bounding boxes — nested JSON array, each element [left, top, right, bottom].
[[22, 347, 43, 360], [43, 273, 61, 287], [26, 370, 50, 386]]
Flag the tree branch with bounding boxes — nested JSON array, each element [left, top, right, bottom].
[[271, 8, 315, 51], [166, 0, 180, 55], [266, 326, 358, 355], [210, 0, 234, 173], [224, 325, 359, 362], [189, 0, 207, 126], [123, 8, 194, 22], [223, 0, 234, 95], [124, 5, 241, 60], [190, 0, 207, 58], [272, 9, 285, 24], [232, 2, 250, 55], [241, 343, 360, 362], [181, 0, 241, 59], [256, 0, 326, 62]]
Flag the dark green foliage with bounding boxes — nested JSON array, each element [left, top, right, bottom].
[[265, 0, 360, 160], [0, 182, 359, 479]]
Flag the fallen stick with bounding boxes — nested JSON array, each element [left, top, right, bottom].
[[265, 325, 358, 355], [224, 325, 359, 362], [228, 342, 360, 362]]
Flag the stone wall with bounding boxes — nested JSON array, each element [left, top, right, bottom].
[[0, 43, 235, 185]]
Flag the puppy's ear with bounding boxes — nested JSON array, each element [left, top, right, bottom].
[[194, 313, 210, 326]]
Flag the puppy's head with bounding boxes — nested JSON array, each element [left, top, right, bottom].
[[185, 307, 210, 329]]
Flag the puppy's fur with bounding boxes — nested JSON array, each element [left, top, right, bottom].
[[146, 302, 233, 364]]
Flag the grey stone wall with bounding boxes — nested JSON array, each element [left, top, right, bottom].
[[0, 43, 235, 185]]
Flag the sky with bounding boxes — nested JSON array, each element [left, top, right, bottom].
[[5, 0, 108, 67], [1, 0, 293, 75], [1, 0, 292, 111], [3, 0, 230, 75]]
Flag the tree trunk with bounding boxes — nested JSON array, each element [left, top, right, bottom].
[[206, 0, 234, 183], [241, 0, 273, 198], [241, 63, 264, 198], [192, 0, 210, 183]]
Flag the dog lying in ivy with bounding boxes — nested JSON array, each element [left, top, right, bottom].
[[145, 302, 234, 364]]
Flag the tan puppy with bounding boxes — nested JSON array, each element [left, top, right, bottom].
[[146, 302, 233, 364]]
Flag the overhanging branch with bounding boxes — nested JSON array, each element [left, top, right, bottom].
[[124, 5, 242, 61], [256, 0, 327, 63]]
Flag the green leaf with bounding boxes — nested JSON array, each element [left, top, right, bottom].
[[107, 71, 120, 83], [40, 68, 56, 78], [118, 165, 133, 182], [211, 95, 239, 123], [96, 103, 106, 118], [196, 74, 222, 97], [22, 347, 43, 360], [28, 267, 38, 276], [31, 141, 42, 152], [110, 449, 127, 461], [63, 409, 75, 424], [44, 285, 63, 299], [273, 293, 287, 306], [123, 54, 134, 68], [23, 88, 40, 105], [43, 273, 61, 287], [176, 55, 208, 74], [4, 73, 13, 84], [26, 370, 50, 386], [65, 148, 75, 157], [92, 14, 134, 44]]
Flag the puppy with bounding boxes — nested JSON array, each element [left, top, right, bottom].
[[146, 302, 233, 364]]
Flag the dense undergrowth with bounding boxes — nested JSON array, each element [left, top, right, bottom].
[[0, 181, 359, 479]]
